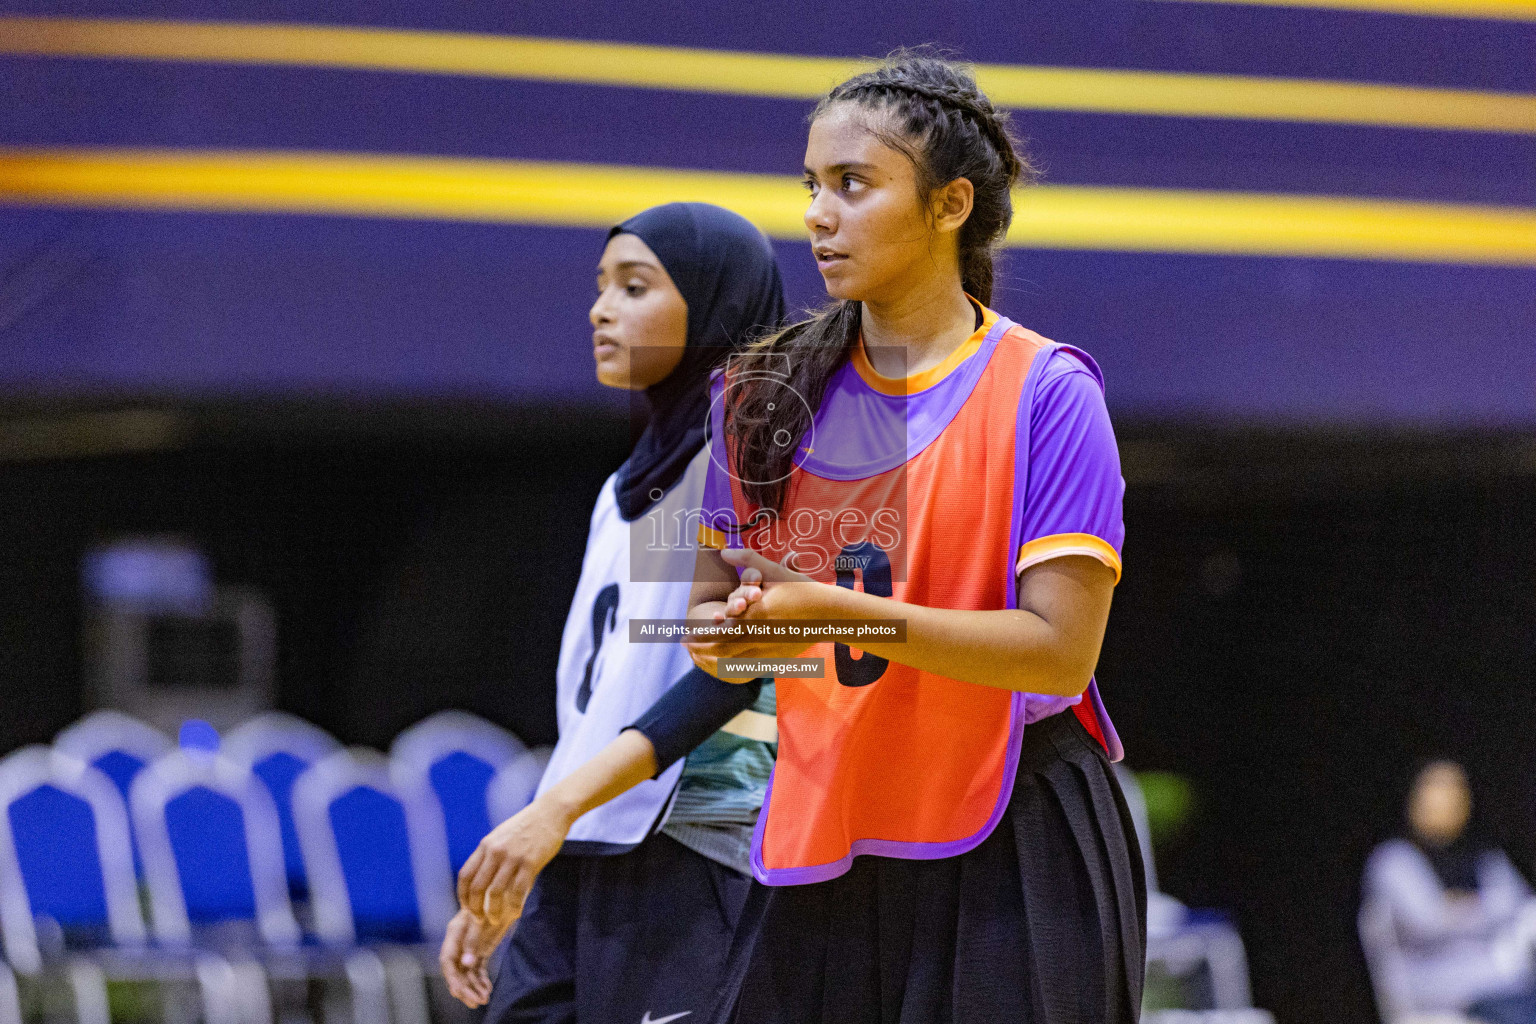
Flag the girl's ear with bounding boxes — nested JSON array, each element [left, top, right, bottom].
[[931, 177, 975, 236]]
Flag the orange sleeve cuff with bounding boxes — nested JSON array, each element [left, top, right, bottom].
[[1016, 533, 1122, 584], [698, 523, 729, 550]]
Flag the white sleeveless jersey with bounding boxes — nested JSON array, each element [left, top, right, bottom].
[[535, 446, 709, 847]]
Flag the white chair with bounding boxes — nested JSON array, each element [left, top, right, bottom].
[[129, 749, 300, 948], [0, 746, 244, 1024], [53, 711, 172, 806], [0, 748, 146, 973], [0, 961, 18, 1024], [223, 713, 342, 781], [389, 711, 526, 876], [223, 712, 343, 897], [293, 748, 454, 947], [1116, 764, 1254, 1011], [294, 748, 455, 1024], [486, 746, 554, 827]]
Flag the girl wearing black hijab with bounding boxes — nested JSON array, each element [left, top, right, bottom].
[[439, 204, 787, 1024]]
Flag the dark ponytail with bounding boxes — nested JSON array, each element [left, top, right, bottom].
[[728, 49, 1034, 512]]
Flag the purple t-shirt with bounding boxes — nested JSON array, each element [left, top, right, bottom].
[[1011, 347, 1126, 721]]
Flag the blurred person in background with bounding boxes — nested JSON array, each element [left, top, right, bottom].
[[1364, 760, 1536, 1024], [439, 203, 786, 1023]]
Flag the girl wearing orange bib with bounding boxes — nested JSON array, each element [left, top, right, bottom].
[[685, 52, 1145, 1023]]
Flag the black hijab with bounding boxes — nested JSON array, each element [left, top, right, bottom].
[[1411, 833, 1482, 894], [608, 203, 787, 521]]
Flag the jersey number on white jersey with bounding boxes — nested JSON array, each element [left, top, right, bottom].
[[576, 582, 620, 712]]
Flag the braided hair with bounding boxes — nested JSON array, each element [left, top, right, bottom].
[[823, 55, 1032, 304], [726, 50, 1034, 513]]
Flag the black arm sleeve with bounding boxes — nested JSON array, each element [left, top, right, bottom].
[[626, 667, 767, 776]]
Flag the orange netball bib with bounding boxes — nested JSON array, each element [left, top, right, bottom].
[[701, 308, 1123, 884]]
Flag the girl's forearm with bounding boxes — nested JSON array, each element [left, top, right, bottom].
[[536, 729, 659, 826], [801, 584, 1102, 696]]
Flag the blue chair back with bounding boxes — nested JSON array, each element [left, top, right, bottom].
[[129, 750, 299, 946], [389, 711, 524, 874], [293, 749, 453, 946], [223, 712, 341, 898], [54, 712, 173, 806], [54, 712, 172, 874], [0, 747, 145, 973]]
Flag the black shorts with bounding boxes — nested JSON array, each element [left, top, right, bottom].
[[710, 709, 1148, 1024], [484, 831, 752, 1024]]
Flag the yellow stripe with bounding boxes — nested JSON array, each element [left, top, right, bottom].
[[1, 148, 1533, 266], [0, 148, 805, 232], [1017, 534, 1124, 584], [699, 524, 729, 550], [1, 17, 1533, 135], [1008, 185, 1536, 264], [1145, 0, 1536, 21]]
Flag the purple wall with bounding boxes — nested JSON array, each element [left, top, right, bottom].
[[1, 0, 1532, 422]]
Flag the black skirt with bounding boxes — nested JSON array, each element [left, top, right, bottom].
[[709, 708, 1147, 1024]]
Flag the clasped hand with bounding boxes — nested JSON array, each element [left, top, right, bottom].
[[684, 547, 828, 679], [438, 796, 573, 1008]]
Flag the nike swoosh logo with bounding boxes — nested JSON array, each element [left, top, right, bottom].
[[641, 1013, 692, 1024]]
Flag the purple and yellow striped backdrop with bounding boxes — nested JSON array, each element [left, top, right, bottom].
[[1, 1, 1532, 420]]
